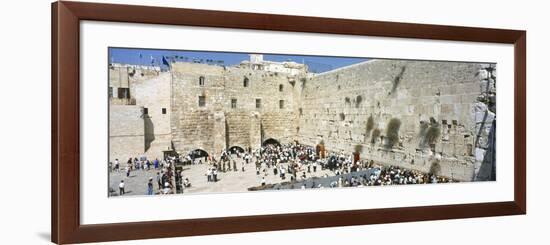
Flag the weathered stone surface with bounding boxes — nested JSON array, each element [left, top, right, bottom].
[[109, 105, 145, 162]]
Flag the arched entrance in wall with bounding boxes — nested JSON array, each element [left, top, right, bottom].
[[188, 149, 209, 164], [228, 146, 245, 154], [262, 138, 281, 147]]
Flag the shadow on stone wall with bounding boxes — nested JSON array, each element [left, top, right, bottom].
[[225, 119, 230, 148], [144, 116, 155, 152], [476, 120, 496, 181]]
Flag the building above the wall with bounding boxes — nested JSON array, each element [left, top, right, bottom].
[[238, 54, 309, 76]]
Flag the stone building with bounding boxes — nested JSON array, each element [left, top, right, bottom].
[[109, 63, 171, 162], [169, 55, 308, 158], [109, 55, 496, 181]]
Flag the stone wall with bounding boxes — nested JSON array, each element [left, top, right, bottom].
[[109, 64, 160, 98], [131, 71, 172, 160], [109, 65, 130, 89], [170, 62, 299, 156], [109, 65, 172, 161], [170, 63, 225, 156], [109, 105, 145, 162], [297, 60, 496, 181]]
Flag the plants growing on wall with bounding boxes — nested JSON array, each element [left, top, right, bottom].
[[429, 160, 441, 176], [339, 112, 345, 121], [419, 117, 441, 148], [390, 66, 406, 94], [366, 115, 374, 135], [385, 118, 402, 148], [371, 128, 381, 144], [354, 144, 363, 153]]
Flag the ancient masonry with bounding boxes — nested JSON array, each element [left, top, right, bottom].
[[109, 54, 496, 181]]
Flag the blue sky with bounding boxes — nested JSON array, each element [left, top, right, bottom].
[[109, 47, 368, 73]]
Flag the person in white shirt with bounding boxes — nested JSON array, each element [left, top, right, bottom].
[[183, 178, 191, 188], [118, 180, 125, 195], [162, 182, 171, 194], [213, 169, 218, 182], [206, 168, 212, 182]]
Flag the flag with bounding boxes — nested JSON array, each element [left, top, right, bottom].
[[162, 56, 170, 66]]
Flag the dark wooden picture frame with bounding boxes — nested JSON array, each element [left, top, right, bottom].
[[51, 1, 526, 244]]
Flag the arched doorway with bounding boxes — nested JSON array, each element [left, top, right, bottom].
[[188, 149, 209, 164], [228, 146, 245, 154], [262, 138, 281, 147]]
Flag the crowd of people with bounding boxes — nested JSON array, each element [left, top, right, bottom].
[[286, 165, 454, 190], [109, 156, 180, 196], [110, 142, 456, 196], [246, 142, 455, 190], [110, 157, 167, 174], [253, 143, 322, 183]]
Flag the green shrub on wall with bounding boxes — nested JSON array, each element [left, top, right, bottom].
[[429, 160, 441, 175], [385, 118, 401, 148], [371, 128, 381, 144], [354, 144, 363, 153], [419, 117, 441, 148], [366, 115, 374, 136]]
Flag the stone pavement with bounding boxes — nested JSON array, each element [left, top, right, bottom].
[[109, 154, 334, 197], [109, 167, 166, 196]]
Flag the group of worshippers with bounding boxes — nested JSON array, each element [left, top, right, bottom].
[[255, 143, 372, 181], [192, 143, 318, 185], [200, 148, 254, 183], [246, 142, 455, 189], [110, 155, 178, 196], [325, 165, 453, 189], [278, 164, 453, 190], [111, 142, 454, 195], [253, 143, 324, 183], [111, 157, 166, 177]]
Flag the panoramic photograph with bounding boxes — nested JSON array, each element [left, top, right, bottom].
[[108, 47, 496, 197]]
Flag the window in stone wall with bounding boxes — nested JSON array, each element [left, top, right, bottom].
[[162, 108, 167, 114], [117, 87, 130, 99], [108, 87, 113, 98], [256, 99, 261, 109], [244, 77, 249, 87], [231, 98, 237, 109], [199, 76, 205, 86], [279, 100, 284, 109], [198, 96, 206, 107], [279, 84, 283, 92]]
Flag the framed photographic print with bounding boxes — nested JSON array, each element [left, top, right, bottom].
[[52, 1, 526, 244]]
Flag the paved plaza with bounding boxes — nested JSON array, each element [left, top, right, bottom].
[[109, 154, 335, 197]]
